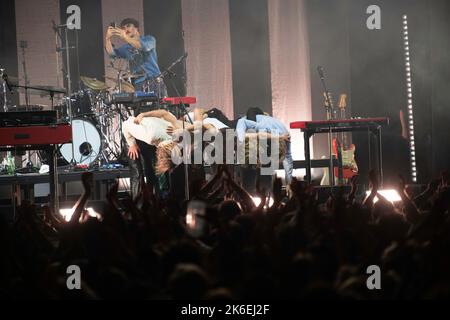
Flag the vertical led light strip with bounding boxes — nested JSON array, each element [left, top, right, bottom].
[[403, 15, 417, 183]]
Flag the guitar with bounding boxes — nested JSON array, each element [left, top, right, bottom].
[[320, 93, 358, 185], [332, 94, 358, 182]]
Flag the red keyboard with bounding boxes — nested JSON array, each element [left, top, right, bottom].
[[0, 124, 72, 146], [290, 117, 389, 130], [161, 96, 196, 105]]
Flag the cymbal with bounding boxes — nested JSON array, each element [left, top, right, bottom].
[[80, 76, 108, 90], [105, 76, 135, 93]]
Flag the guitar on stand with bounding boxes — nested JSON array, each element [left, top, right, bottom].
[[320, 93, 358, 185], [332, 94, 358, 184]]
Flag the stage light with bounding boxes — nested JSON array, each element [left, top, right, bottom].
[[59, 207, 101, 222], [366, 189, 402, 204], [403, 14, 417, 183], [251, 196, 274, 208]]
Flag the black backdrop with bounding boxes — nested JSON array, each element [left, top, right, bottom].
[[306, 0, 450, 185]]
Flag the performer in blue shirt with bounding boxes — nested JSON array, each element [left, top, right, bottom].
[[105, 18, 166, 96], [105, 18, 166, 198], [236, 107, 293, 184]]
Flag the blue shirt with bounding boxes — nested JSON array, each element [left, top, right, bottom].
[[111, 35, 161, 84], [236, 115, 289, 142]]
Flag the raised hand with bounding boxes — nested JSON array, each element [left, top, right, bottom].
[[106, 26, 115, 40], [368, 170, 379, 195], [272, 177, 283, 208], [347, 174, 359, 202], [81, 171, 94, 196], [110, 27, 126, 39]]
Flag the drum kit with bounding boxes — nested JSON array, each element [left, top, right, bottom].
[[53, 73, 142, 168], [1, 66, 144, 169]]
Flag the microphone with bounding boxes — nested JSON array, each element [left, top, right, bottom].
[[51, 20, 58, 32]]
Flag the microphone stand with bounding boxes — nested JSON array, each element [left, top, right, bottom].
[[150, 53, 191, 200], [19, 41, 30, 109], [317, 66, 336, 186]]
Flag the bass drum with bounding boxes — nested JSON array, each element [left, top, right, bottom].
[[60, 118, 102, 166]]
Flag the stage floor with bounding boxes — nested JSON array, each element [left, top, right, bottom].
[[0, 167, 131, 204]]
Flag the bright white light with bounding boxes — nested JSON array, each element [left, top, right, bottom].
[[406, 62, 410, 67], [405, 47, 409, 51], [403, 15, 408, 19], [408, 93, 412, 98], [59, 207, 101, 222], [252, 196, 274, 208], [366, 189, 402, 204], [405, 36, 409, 41], [186, 212, 195, 228]]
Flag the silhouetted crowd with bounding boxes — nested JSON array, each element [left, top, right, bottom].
[[0, 166, 449, 299]]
